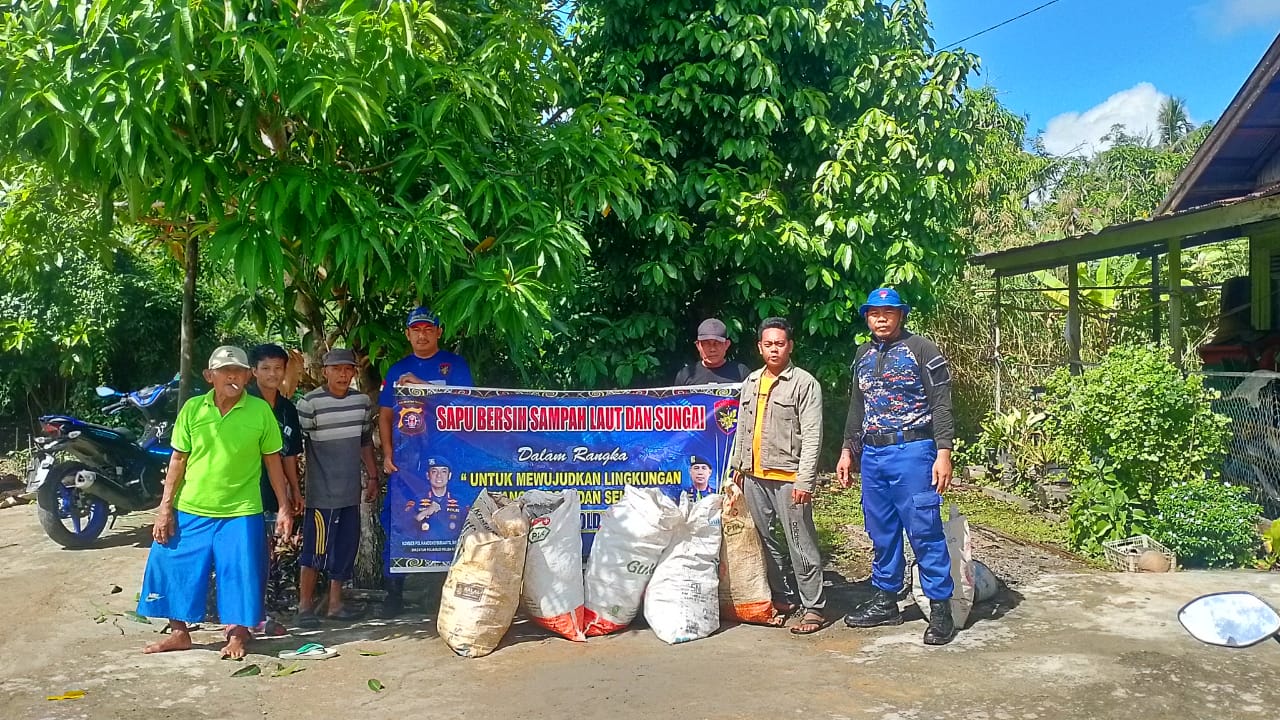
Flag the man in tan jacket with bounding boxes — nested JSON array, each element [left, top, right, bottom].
[[729, 317, 827, 634]]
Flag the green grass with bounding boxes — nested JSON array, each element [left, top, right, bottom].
[[813, 483, 1069, 553]]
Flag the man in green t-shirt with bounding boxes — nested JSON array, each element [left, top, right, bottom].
[[137, 346, 293, 660]]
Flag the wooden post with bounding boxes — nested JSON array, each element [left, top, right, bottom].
[[1150, 254, 1161, 344], [1250, 233, 1273, 332], [1067, 263, 1082, 375], [993, 276, 1003, 414], [1169, 239, 1184, 368]]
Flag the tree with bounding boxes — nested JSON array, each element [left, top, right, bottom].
[[0, 1, 656, 399], [557, 0, 985, 387], [1157, 96, 1194, 148]]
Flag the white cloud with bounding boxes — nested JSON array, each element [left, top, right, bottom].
[[1195, 0, 1280, 35], [1041, 83, 1173, 156]]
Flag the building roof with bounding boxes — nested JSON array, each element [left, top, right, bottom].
[[1160, 34, 1280, 213], [971, 186, 1280, 277]]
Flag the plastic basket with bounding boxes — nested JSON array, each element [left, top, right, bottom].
[[1102, 534, 1177, 573]]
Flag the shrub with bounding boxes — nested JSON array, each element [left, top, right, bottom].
[[965, 407, 1065, 498], [1045, 345, 1231, 554], [1149, 479, 1262, 568]]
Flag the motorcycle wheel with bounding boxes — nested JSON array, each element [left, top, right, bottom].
[[37, 462, 111, 549]]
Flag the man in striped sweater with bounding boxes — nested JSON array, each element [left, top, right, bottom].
[[294, 349, 379, 628]]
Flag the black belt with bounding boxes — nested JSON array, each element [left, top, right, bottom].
[[862, 426, 933, 447]]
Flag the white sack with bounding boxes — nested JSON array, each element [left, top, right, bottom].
[[912, 502, 976, 629], [520, 489, 587, 641], [645, 493, 724, 644], [582, 486, 679, 636]]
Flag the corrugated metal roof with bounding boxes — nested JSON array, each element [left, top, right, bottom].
[[1160, 35, 1280, 213], [970, 183, 1280, 276]]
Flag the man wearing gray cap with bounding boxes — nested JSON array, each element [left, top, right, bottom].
[[294, 349, 379, 628], [136, 346, 292, 660], [674, 318, 750, 385]]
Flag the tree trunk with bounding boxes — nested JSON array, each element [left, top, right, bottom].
[[353, 341, 387, 590], [178, 233, 200, 405]]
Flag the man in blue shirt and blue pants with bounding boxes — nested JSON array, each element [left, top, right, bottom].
[[837, 288, 958, 646], [376, 306, 473, 617]]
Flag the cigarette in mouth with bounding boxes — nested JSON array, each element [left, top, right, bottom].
[[230, 383, 241, 390]]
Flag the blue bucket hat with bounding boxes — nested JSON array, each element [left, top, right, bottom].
[[859, 287, 911, 317], [406, 305, 442, 329]]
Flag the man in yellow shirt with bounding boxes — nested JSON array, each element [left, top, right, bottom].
[[728, 318, 827, 634]]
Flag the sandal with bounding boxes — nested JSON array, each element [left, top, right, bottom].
[[326, 605, 365, 622], [765, 602, 798, 627], [277, 642, 338, 660], [790, 611, 828, 635]]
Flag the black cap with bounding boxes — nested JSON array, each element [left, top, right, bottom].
[[689, 455, 712, 468]]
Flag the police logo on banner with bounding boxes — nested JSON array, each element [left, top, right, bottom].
[[714, 398, 739, 435], [398, 402, 426, 436]]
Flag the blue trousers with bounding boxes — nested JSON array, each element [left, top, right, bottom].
[[137, 511, 266, 627], [861, 439, 954, 601]]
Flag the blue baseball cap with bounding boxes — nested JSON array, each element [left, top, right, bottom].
[[859, 287, 911, 317], [406, 305, 442, 329]]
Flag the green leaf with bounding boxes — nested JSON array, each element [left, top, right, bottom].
[[231, 664, 262, 678], [368, 679, 385, 692], [124, 611, 152, 624], [272, 663, 306, 677], [358, 650, 387, 657]]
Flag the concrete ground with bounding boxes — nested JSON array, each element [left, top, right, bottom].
[[2, 505, 1279, 720]]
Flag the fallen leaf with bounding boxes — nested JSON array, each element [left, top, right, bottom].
[[231, 664, 262, 678], [358, 650, 386, 656], [93, 613, 107, 624], [124, 611, 152, 624], [272, 663, 305, 677], [46, 690, 86, 701], [109, 585, 122, 594], [367, 679, 384, 693]]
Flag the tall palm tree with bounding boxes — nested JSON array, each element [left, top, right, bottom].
[[1157, 96, 1194, 147]]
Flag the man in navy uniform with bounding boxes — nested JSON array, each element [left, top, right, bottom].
[[686, 455, 717, 501], [377, 306, 473, 617], [406, 456, 467, 543], [836, 287, 957, 645]]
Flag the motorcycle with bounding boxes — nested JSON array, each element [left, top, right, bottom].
[[28, 376, 181, 548], [1179, 591, 1280, 648]]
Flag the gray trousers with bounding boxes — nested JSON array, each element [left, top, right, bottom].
[[742, 476, 826, 612]]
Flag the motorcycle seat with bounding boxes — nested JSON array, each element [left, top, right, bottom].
[[83, 422, 138, 443]]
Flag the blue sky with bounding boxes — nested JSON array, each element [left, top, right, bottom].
[[927, 0, 1280, 154]]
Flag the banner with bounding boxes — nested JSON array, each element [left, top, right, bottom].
[[386, 385, 741, 573]]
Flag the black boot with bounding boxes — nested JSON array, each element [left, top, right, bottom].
[[923, 599, 957, 645], [378, 577, 404, 619], [844, 589, 903, 628]]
